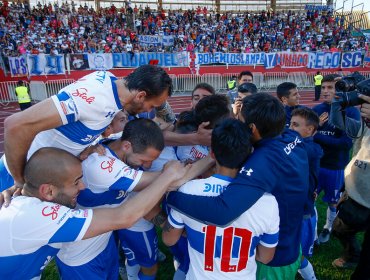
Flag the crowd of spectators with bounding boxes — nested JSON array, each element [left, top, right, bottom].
[[0, 0, 367, 59]]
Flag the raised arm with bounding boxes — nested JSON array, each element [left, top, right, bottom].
[[166, 182, 265, 226], [4, 99, 63, 187], [83, 161, 190, 239], [163, 122, 212, 146]]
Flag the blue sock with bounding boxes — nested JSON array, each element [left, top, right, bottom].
[[138, 272, 156, 280]]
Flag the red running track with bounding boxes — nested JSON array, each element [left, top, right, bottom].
[[0, 90, 319, 156]]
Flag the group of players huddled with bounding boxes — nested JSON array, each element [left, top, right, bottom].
[[0, 65, 367, 280]]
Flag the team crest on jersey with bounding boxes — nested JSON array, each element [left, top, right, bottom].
[[69, 209, 89, 218], [101, 157, 116, 173], [42, 204, 61, 220], [60, 98, 76, 116]]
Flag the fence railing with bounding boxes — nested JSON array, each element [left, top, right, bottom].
[[1, 70, 369, 102]]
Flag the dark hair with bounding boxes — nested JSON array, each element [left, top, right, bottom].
[[121, 118, 164, 153], [191, 82, 216, 98], [238, 71, 254, 81], [238, 83, 258, 95], [125, 65, 173, 98], [291, 107, 320, 132], [322, 73, 341, 83], [17, 80, 24, 86], [194, 95, 231, 129], [212, 119, 252, 169], [175, 110, 198, 134], [276, 82, 297, 100], [24, 148, 80, 191], [241, 93, 286, 138]]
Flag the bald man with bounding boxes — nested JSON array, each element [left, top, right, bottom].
[[0, 147, 189, 279]]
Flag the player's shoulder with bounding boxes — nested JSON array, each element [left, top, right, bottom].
[[251, 193, 279, 217], [178, 175, 231, 196]]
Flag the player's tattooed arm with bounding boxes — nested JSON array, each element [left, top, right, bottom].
[[162, 220, 183, 246], [162, 220, 175, 232], [150, 210, 168, 228]]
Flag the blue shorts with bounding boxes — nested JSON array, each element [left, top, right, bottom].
[[56, 234, 119, 280], [170, 235, 190, 273], [118, 227, 158, 268], [300, 212, 317, 257], [317, 168, 344, 204], [0, 156, 14, 191]]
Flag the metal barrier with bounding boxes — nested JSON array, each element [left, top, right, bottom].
[[30, 81, 48, 101], [176, 74, 202, 93], [202, 73, 223, 92], [0, 81, 32, 105], [2, 70, 370, 104], [360, 71, 370, 79], [45, 79, 75, 98], [288, 72, 309, 88], [262, 72, 289, 89]]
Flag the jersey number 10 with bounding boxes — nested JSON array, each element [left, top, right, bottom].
[[203, 225, 252, 272]]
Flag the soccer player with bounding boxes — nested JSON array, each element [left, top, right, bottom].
[[312, 74, 360, 244], [232, 82, 258, 117], [227, 71, 254, 104], [166, 93, 309, 279], [160, 82, 215, 147], [0, 147, 189, 279], [162, 118, 279, 279], [290, 107, 323, 280], [276, 82, 302, 126], [56, 119, 166, 280], [1, 65, 172, 191], [176, 94, 231, 163], [190, 82, 215, 109]]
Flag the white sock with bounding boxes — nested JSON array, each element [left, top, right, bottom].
[[125, 261, 140, 280], [173, 269, 186, 280], [299, 260, 317, 280], [324, 206, 336, 231]]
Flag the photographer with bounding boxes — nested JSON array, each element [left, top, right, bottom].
[[329, 75, 370, 279]]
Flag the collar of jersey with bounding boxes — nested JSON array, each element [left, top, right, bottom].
[[110, 76, 123, 110], [104, 144, 120, 160], [212, 174, 234, 182]]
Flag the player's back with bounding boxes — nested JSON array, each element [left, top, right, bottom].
[[29, 71, 122, 158], [170, 175, 279, 280], [0, 196, 91, 279]]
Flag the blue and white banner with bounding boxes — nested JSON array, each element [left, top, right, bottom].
[[162, 35, 174, 46], [265, 52, 341, 69], [88, 53, 114, 70], [26, 54, 65, 76], [9, 56, 28, 77], [195, 52, 265, 66], [364, 50, 370, 68], [307, 52, 341, 69], [305, 4, 333, 11], [341, 51, 363, 68], [113, 52, 188, 67], [264, 52, 309, 69], [138, 35, 162, 46]]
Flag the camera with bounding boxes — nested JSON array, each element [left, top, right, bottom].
[[334, 72, 370, 109]]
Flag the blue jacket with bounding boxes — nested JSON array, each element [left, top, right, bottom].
[[167, 129, 309, 266], [303, 137, 323, 216], [313, 102, 360, 170]]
